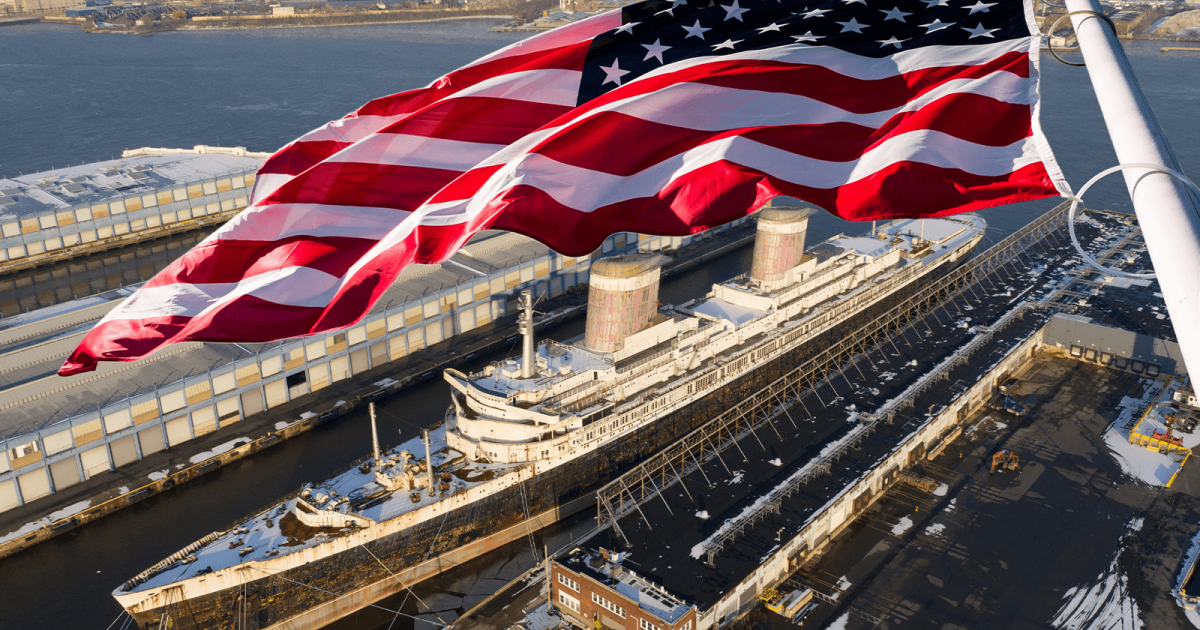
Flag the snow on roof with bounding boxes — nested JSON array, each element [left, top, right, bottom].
[[690, 297, 765, 326]]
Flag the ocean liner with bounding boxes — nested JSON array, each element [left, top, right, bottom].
[[112, 209, 985, 630]]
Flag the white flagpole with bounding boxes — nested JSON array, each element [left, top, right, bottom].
[[1065, 0, 1200, 379]]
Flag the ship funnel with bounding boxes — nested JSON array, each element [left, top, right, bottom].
[[585, 253, 670, 354], [750, 207, 818, 285]]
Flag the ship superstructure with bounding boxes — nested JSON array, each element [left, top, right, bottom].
[[112, 210, 984, 630]]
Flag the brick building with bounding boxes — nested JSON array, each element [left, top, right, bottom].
[[552, 548, 697, 630]]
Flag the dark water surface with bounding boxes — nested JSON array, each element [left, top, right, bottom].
[[0, 20, 1197, 630]]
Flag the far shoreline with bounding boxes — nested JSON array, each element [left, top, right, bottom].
[[172, 13, 519, 34]]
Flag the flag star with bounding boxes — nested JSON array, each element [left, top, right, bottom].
[[920, 18, 952, 32], [757, 22, 783, 33], [599, 59, 631, 86], [792, 30, 823, 42], [962, 22, 998, 38], [880, 6, 911, 21], [922, 0, 949, 7], [836, 17, 868, 32], [841, 0, 867, 5], [712, 38, 743, 50], [682, 19, 711, 39], [670, 0, 688, 6], [965, 0, 997, 14], [877, 35, 908, 48], [721, 0, 748, 22], [641, 38, 672, 64], [798, 7, 830, 18], [656, 7, 675, 16], [614, 21, 640, 34]]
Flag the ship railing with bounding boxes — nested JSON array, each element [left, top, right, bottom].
[[616, 342, 679, 375], [593, 201, 1073, 547]]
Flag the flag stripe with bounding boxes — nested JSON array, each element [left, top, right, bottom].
[[62, 0, 1066, 376]]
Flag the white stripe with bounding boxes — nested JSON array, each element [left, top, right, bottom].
[[102, 266, 343, 323], [211, 203, 410, 243], [633, 38, 1029, 85], [249, 172, 293, 205], [582, 71, 1032, 133], [325, 133, 507, 172], [468, 131, 1041, 215], [449, 68, 582, 107]]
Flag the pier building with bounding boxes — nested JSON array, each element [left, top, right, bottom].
[[0, 146, 266, 272]]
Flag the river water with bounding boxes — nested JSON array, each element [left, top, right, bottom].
[[0, 18, 1197, 630]]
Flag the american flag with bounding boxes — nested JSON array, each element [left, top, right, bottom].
[[61, 0, 1065, 375]]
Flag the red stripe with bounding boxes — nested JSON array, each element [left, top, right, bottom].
[[142, 236, 378, 289], [264, 162, 463, 211], [60, 316, 192, 376], [375, 96, 573, 146], [259, 139, 352, 178], [532, 93, 1034, 177]]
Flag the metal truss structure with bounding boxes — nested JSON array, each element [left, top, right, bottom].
[[594, 202, 1075, 543]]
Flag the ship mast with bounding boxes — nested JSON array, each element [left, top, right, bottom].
[[370, 402, 382, 467], [519, 289, 536, 379]]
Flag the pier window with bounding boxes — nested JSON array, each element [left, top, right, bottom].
[[405, 306, 423, 327], [48, 458, 81, 492], [309, 364, 330, 392], [71, 419, 103, 447], [159, 389, 186, 414], [18, 469, 50, 503], [171, 188, 188, 203], [283, 347, 305, 371], [8, 440, 42, 469], [0, 452, 9, 475], [367, 317, 386, 340], [241, 389, 265, 417], [187, 184, 203, 199], [286, 371, 308, 398], [80, 445, 111, 479], [191, 407, 217, 437], [75, 207, 93, 222], [102, 409, 132, 435], [202, 182, 217, 195], [212, 371, 236, 395], [217, 178, 232, 193], [42, 430, 73, 457], [389, 337, 407, 361], [591, 594, 626, 619], [38, 215, 56, 230], [232, 175, 246, 189], [56, 211, 74, 227], [185, 379, 212, 406], [236, 363, 261, 387], [330, 356, 350, 383], [110, 435, 139, 469], [261, 355, 283, 378], [425, 321, 444, 346], [305, 340, 326, 361], [348, 326, 367, 346], [140, 194, 157, 209], [137, 426, 166, 457], [164, 417, 193, 447], [558, 591, 581, 613], [217, 397, 241, 425], [327, 332, 348, 354], [370, 342, 387, 367], [131, 398, 160, 426], [387, 311, 405, 332], [558, 574, 580, 592], [2, 222, 18, 238]]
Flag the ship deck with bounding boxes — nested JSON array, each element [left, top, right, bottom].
[[124, 427, 519, 593]]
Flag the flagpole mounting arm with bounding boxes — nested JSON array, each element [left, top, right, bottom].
[[1065, 0, 1200, 381]]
